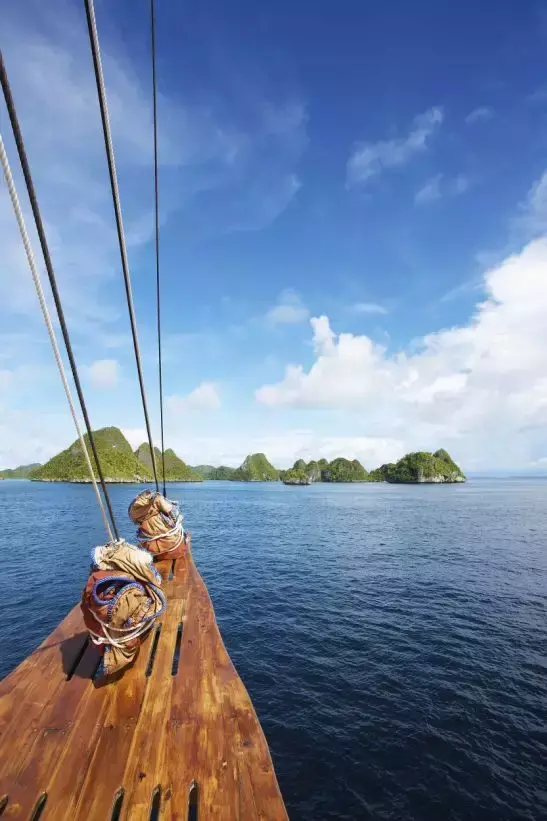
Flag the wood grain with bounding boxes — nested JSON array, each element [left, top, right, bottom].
[[0, 546, 288, 820]]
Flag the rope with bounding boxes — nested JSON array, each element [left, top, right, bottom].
[[89, 581, 166, 648], [0, 134, 114, 543], [0, 49, 120, 542], [150, 0, 166, 496], [84, 0, 159, 492]]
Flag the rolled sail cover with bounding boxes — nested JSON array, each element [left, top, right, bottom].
[[128, 490, 187, 560], [81, 540, 165, 678]]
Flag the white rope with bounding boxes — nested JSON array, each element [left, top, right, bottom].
[[0, 133, 114, 542], [88, 584, 165, 647]]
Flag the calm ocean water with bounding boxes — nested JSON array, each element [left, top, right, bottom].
[[1, 478, 546, 819]]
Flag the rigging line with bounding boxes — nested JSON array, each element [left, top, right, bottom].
[[150, 0, 166, 496], [84, 0, 159, 492], [0, 135, 114, 543], [0, 49, 120, 542]]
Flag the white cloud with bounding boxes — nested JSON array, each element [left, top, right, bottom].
[[164, 430, 404, 470], [88, 359, 119, 389], [415, 174, 443, 204], [256, 237, 547, 469], [167, 382, 221, 412], [415, 173, 471, 205], [0, 370, 13, 393], [516, 170, 547, 239], [266, 289, 309, 325], [465, 106, 494, 124], [352, 302, 388, 315], [121, 428, 147, 449], [439, 278, 482, 304], [0, 406, 74, 469], [347, 107, 443, 186], [0, 0, 307, 336]]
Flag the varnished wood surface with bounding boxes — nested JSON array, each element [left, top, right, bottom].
[[0, 548, 288, 820]]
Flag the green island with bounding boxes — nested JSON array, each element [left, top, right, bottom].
[[279, 450, 465, 485], [192, 465, 237, 480], [25, 427, 202, 483], [1, 429, 465, 485], [192, 456, 279, 482], [0, 463, 40, 480], [368, 449, 466, 484], [135, 443, 201, 482], [230, 453, 280, 482]]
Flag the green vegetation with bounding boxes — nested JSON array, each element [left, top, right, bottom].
[[32, 427, 152, 483], [369, 449, 466, 483], [306, 459, 328, 482], [209, 466, 237, 480], [368, 464, 395, 482], [283, 467, 311, 485], [28, 434, 465, 485], [321, 457, 369, 482], [0, 463, 41, 479], [283, 456, 368, 483], [191, 465, 215, 479], [135, 443, 202, 482], [191, 464, 236, 480], [230, 453, 280, 481]]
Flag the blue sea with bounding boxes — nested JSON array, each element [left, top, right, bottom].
[[1, 478, 546, 820]]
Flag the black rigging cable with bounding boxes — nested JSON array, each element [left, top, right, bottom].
[[0, 49, 120, 542], [150, 0, 166, 496], [84, 0, 159, 492]]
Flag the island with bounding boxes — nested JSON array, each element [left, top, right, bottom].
[[6, 434, 465, 486], [135, 443, 201, 482], [29, 427, 201, 483], [369, 450, 466, 483], [281, 450, 465, 485], [0, 463, 41, 479], [191, 465, 236, 480], [282, 468, 311, 485], [230, 453, 279, 482]]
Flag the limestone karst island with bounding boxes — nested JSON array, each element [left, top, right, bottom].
[[0, 427, 466, 485]]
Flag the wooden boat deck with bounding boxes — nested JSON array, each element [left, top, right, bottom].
[[0, 547, 287, 820]]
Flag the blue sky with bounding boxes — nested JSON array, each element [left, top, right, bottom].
[[1, 0, 547, 471]]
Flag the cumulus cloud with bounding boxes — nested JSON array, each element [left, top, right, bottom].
[[266, 289, 309, 325], [347, 107, 443, 186], [465, 106, 494, 124], [256, 238, 547, 469], [88, 359, 119, 389], [167, 382, 221, 412]]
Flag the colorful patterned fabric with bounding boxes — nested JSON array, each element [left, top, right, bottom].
[[81, 540, 165, 678]]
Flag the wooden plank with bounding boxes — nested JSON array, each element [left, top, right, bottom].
[[162, 558, 287, 821], [0, 606, 87, 786], [1, 639, 104, 818], [0, 550, 287, 820], [44, 560, 178, 821], [70, 557, 177, 821], [117, 563, 187, 819]]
